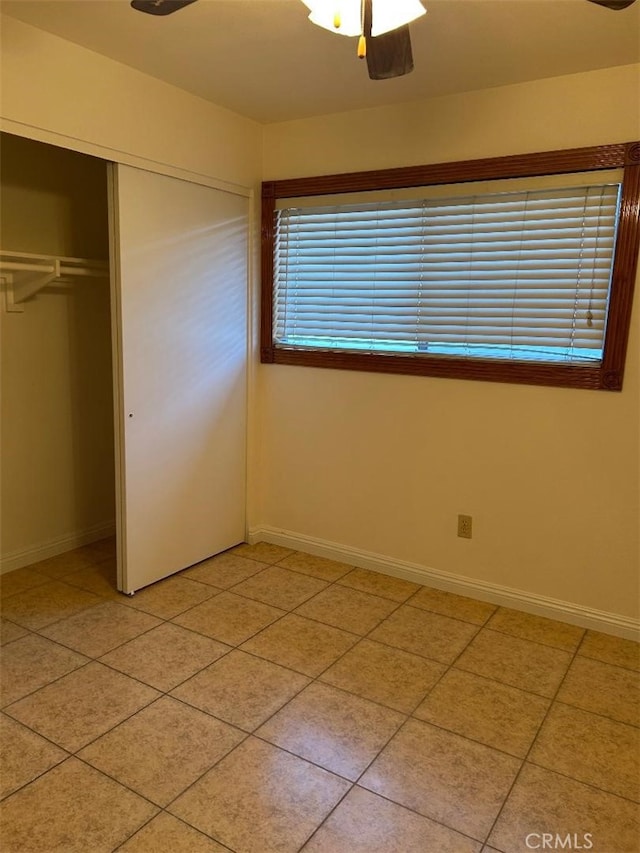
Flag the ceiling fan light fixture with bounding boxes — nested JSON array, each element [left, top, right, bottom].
[[301, 0, 361, 36], [301, 0, 425, 37], [370, 0, 426, 36]]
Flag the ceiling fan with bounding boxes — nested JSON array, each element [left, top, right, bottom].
[[131, 0, 638, 80]]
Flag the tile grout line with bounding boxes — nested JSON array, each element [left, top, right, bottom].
[[0, 727, 71, 804], [0, 551, 536, 802], [113, 810, 238, 853], [2, 655, 96, 715], [328, 602, 548, 847], [308, 602, 514, 847], [479, 626, 587, 847], [2, 544, 638, 851], [248, 566, 495, 850], [7, 606, 635, 845], [550, 697, 640, 731], [1, 550, 349, 849], [160, 552, 482, 849], [523, 758, 640, 806], [217, 549, 640, 670], [19, 644, 253, 850]]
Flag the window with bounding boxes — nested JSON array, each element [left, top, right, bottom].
[[261, 142, 640, 390], [275, 180, 619, 364]]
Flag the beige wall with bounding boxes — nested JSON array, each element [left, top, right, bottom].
[[1, 134, 115, 562], [0, 14, 262, 189], [259, 65, 640, 620], [0, 16, 262, 566], [1, 14, 637, 619]]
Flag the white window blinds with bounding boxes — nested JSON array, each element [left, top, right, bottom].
[[274, 181, 622, 364]]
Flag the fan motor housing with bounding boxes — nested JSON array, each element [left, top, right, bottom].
[[130, 0, 198, 16]]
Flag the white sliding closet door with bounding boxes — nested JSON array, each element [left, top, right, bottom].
[[108, 164, 248, 593]]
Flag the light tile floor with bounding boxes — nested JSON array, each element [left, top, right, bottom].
[[1, 540, 638, 852]]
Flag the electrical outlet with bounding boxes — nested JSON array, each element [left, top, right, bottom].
[[457, 514, 472, 539]]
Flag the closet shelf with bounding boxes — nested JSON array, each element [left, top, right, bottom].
[[0, 250, 108, 313]]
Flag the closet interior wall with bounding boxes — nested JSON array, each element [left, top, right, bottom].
[[1, 132, 115, 572]]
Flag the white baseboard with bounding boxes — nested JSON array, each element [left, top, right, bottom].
[[1, 521, 116, 575], [249, 525, 639, 641]]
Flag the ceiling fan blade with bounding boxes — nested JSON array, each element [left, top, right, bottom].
[[366, 27, 414, 79], [585, 0, 636, 9], [130, 0, 198, 16], [363, 0, 414, 80]]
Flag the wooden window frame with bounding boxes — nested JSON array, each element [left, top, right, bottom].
[[261, 142, 640, 390]]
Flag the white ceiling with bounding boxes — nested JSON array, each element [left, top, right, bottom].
[[2, 0, 638, 123]]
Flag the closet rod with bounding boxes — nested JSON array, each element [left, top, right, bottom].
[[0, 251, 108, 313], [0, 261, 106, 277]]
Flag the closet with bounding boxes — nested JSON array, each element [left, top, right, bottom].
[[1, 133, 115, 576], [1, 133, 249, 594]]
